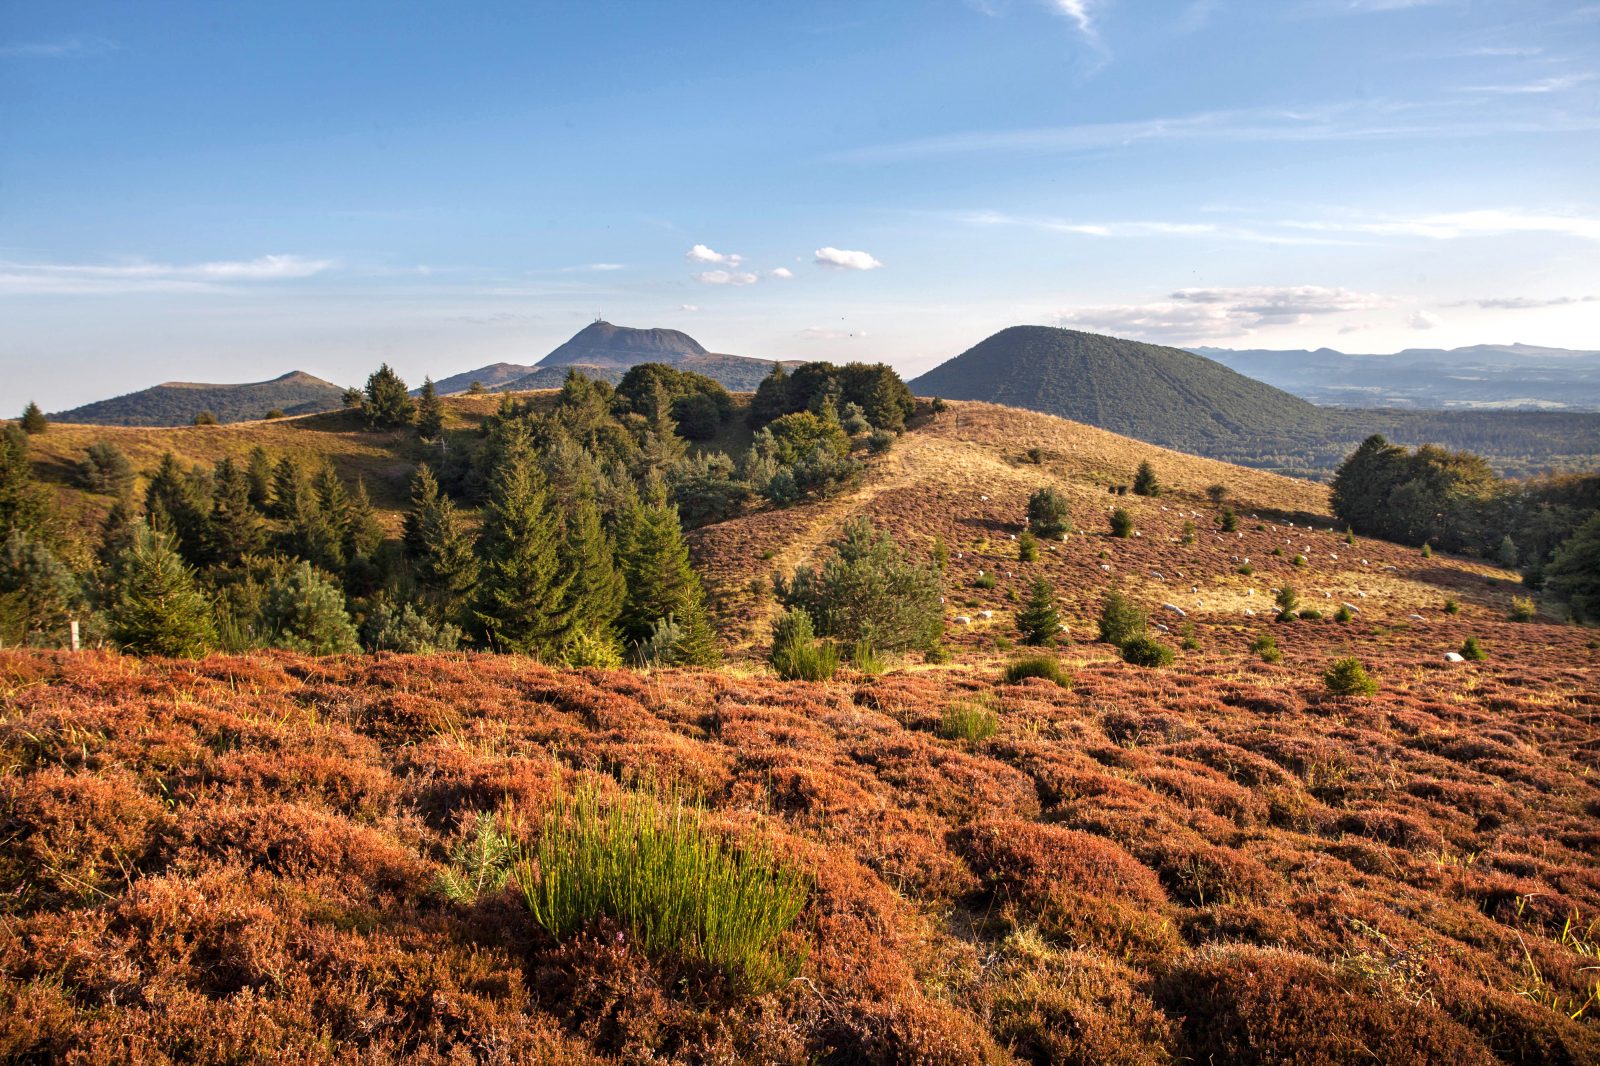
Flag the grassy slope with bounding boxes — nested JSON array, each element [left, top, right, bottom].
[[4, 396, 1600, 1061]]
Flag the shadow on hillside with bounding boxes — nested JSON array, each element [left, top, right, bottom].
[[1236, 505, 1340, 531], [956, 516, 1019, 534]]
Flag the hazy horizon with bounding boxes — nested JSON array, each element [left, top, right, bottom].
[[5, 0, 1597, 410]]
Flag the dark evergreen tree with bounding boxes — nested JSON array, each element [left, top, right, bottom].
[[778, 517, 942, 654], [1544, 513, 1600, 622], [143, 453, 211, 564], [403, 464, 479, 623], [19, 402, 46, 435], [76, 442, 134, 496], [0, 531, 85, 647], [363, 363, 416, 429], [1132, 460, 1161, 497], [416, 377, 445, 441], [561, 491, 625, 649], [203, 457, 267, 566], [0, 426, 55, 546], [618, 500, 720, 665], [1027, 488, 1071, 539], [1016, 576, 1060, 646], [471, 421, 573, 656], [261, 560, 361, 654], [246, 446, 274, 509], [269, 456, 305, 519], [107, 523, 217, 657]]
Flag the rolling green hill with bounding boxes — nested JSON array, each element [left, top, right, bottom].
[[50, 371, 345, 427]]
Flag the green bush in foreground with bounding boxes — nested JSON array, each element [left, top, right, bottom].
[[1324, 657, 1377, 697], [518, 782, 810, 991], [1120, 634, 1174, 668], [1460, 636, 1488, 661], [937, 698, 999, 743], [770, 607, 840, 681], [1098, 591, 1147, 647], [1002, 655, 1072, 687], [1251, 632, 1282, 663]]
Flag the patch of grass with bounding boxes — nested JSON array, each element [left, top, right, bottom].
[[937, 697, 999, 743], [1324, 657, 1377, 698], [517, 782, 810, 991], [850, 638, 886, 676], [1002, 655, 1073, 688], [975, 572, 997, 590], [1297, 608, 1323, 621]]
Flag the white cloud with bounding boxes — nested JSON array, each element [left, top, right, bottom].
[[952, 209, 1361, 246], [0, 254, 334, 294], [1287, 209, 1600, 242], [1459, 73, 1596, 95], [561, 262, 625, 272], [1410, 310, 1443, 329], [0, 36, 118, 58], [769, 267, 795, 279], [1054, 285, 1393, 342], [685, 244, 742, 266], [1050, 1, 1096, 38], [677, 304, 700, 312], [1467, 294, 1597, 310], [814, 247, 884, 270], [693, 269, 759, 286]]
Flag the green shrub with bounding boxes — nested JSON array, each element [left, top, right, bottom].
[[850, 637, 886, 675], [866, 429, 894, 454], [1120, 635, 1174, 668], [1298, 608, 1322, 621], [1179, 620, 1200, 651], [1002, 655, 1072, 687], [517, 782, 809, 991], [1219, 508, 1239, 533], [1027, 488, 1071, 539], [1132, 460, 1161, 497], [930, 397, 947, 413], [192, 411, 218, 426], [1016, 576, 1059, 646], [561, 627, 624, 668], [1237, 563, 1254, 576], [770, 607, 840, 681], [1109, 508, 1134, 538], [1098, 591, 1147, 646], [923, 642, 952, 664], [993, 634, 1014, 651], [1182, 520, 1196, 545], [974, 572, 997, 590], [1460, 636, 1488, 661], [1274, 585, 1299, 622], [1251, 632, 1282, 663], [1334, 605, 1354, 624], [779, 518, 943, 652], [1017, 531, 1038, 562], [1510, 596, 1537, 622], [1292, 554, 1307, 568], [1420, 542, 1433, 558], [937, 697, 999, 743], [1443, 598, 1460, 615], [1324, 657, 1377, 697], [436, 812, 517, 903]]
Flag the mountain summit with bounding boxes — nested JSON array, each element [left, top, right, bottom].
[[909, 325, 1328, 456], [537, 320, 709, 369]]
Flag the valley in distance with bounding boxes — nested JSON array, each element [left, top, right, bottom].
[[4, 319, 1600, 1064]]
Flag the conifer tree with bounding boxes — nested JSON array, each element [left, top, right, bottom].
[[96, 495, 138, 574], [561, 491, 625, 648], [0, 426, 55, 545], [363, 363, 416, 429], [471, 421, 573, 656], [107, 523, 217, 657], [19, 402, 46, 434], [403, 464, 479, 622], [203, 457, 268, 566], [0, 531, 84, 647], [246, 446, 274, 509], [416, 376, 445, 441], [342, 478, 384, 567], [262, 560, 361, 654], [280, 465, 342, 573], [269, 456, 304, 519], [143, 453, 211, 564], [1017, 576, 1060, 645], [1132, 460, 1161, 497], [618, 500, 719, 665]]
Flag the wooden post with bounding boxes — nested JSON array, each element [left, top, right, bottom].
[[69, 619, 80, 652]]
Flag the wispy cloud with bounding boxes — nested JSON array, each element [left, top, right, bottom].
[[0, 254, 334, 294], [951, 209, 1363, 246], [1285, 209, 1600, 242], [0, 36, 119, 59], [814, 247, 884, 270], [693, 269, 759, 286], [1055, 285, 1393, 341], [1460, 294, 1598, 310], [560, 262, 625, 272], [1459, 73, 1596, 94], [831, 98, 1598, 162]]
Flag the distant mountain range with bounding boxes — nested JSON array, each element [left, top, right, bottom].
[[910, 326, 1600, 478], [1190, 343, 1600, 411], [51, 371, 345, 427]]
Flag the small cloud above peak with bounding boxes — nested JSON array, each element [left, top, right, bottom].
[[814, 247, 884, 271], [686, 244, 742, 266]]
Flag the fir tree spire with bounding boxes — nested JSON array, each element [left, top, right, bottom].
[[618, 501, 719, 665], [107, 522, 217, 657]]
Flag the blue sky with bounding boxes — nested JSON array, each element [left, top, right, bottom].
[[4, 0, 1598, 410]]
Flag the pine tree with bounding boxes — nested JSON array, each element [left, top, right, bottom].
[[416, 377, 445, 441], [280, 465, 342, 573], [342, 478, 384, 567], [203, 457, 268, 566], [561, 491, 625, 647], [1544, 513, 1600, 623], [1027, 488, 1071, 539], [246, 447, 274, 509], [107, 523, 217, 657], [261, 560, 361, 654], [143, 453, 211, 564], [471, 422, 573, 656], [96, 495, 138, 574], [1132, 461, 1161, 497], [363, 363, 416, 429], [403, 464, 479, 622], [19, 402, 46, 435], [618, 500, 719, 665], [269, 456, 304, 519], [0, 426, 55, 545], [1017, 576, 1060, 646], [0, 531, 84, 647]]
